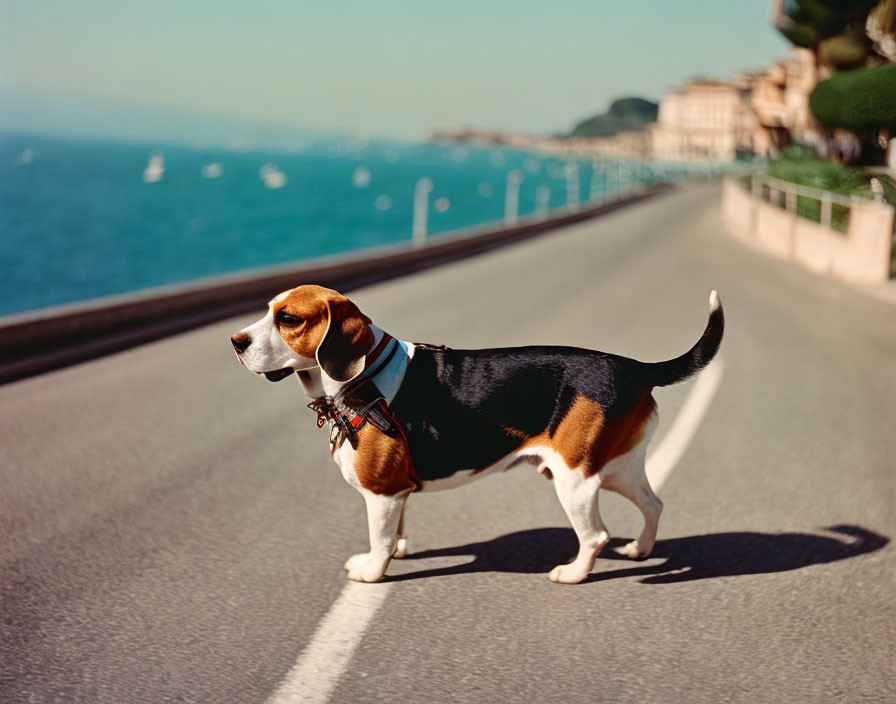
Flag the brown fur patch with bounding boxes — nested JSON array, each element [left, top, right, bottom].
[[477, 394, 656, 479], [270, 285, 373, 374], [583, 393, 656, 477], [353, 424, 421, 496], [551, 396, 606, 471], [520, 393, 657, 477], [270, 286, 333, 359]]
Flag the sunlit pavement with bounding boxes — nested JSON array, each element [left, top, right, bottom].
[[2, 183, 894, 703]]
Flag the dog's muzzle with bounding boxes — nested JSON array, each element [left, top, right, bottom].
[[231, 332, 296, 382]]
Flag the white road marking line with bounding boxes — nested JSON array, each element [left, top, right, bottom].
[[646, 357, 725, 490], [267, 581, 392, 704], [268, 358, 724, 703]]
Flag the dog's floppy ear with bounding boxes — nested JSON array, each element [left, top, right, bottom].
[[316, 297, 374, 382]]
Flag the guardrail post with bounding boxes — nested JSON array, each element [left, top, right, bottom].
[[504, 170, 524, 224], [412, 177, 433, 246], [821, 192, 832, 229], [535, 185, 550, 218], [786, 190, 797, 213], [589, 162, 602, 201], [564, 163, 579, 209]]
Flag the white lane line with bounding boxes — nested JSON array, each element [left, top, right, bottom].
[[267, 581, 392, 704], [646, 357, 725, 490], [268, 358, 724, 703]]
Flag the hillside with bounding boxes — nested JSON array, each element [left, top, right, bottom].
[[566, 97, 658, 138]]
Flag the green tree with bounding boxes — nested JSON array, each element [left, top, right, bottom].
[[777, 0, 896, 163], [776, 0, 883, 70], [809, 62, 896, 163]]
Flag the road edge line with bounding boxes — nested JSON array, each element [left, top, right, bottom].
[[646, 357, 725, 491], [266, 581, 392, 704]]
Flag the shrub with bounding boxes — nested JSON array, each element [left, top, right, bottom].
[[809, 63, 896, 131]]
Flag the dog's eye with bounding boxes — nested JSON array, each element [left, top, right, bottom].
[[276, 311, 303, 327]]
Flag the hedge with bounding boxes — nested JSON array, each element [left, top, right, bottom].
[[809, 62, 896, 130]]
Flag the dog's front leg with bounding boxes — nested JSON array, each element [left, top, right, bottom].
[[344, 489, 409, 582], [392, 501, 408, 558]]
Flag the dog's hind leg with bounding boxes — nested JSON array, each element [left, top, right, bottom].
[[606, 465, 663, 558], [602, 410, 662, 559], [549, 457, 609, 584]]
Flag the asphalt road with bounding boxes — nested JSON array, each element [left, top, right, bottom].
[[2, 184, 894, 703]]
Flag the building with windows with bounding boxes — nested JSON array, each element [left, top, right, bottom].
[[647, 47, 819, 163], [647, 81, 748, 162]]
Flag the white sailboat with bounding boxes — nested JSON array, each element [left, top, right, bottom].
[[15, 148, 34, 166], [259, 163, 287, 189], [351, 165, 371, 188], [143, 152, 165, 183], [202, 162, 223, 179]]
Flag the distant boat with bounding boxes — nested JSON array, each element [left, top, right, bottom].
[[259, 163, 287, 189], [202, 162, 223, 179], [352, 165, 371, 188], [451, 146, 469, 162], [524, 157, 541, 174], [15, 148, 34, 166], [264, 171, 287, 189], [143, 152, 165, 183]]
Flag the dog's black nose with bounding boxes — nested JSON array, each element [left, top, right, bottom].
[[231, 332, 251, 352]]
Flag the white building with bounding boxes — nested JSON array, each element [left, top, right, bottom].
[[648, 48, 819, 163], [648, 81, 747, 162]]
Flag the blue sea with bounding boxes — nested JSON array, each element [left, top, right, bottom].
[[0, 132, 679, 317]]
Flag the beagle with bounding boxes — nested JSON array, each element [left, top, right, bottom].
[[231, 285, 724, 584]]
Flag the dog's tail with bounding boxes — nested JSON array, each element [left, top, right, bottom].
[[644, 291, 724, 387]]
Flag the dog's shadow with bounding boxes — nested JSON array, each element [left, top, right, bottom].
[[386, 524, 889, 584]]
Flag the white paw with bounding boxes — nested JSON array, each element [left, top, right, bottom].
[[614, 540, 651, 559], [344, 552, 370, 571], [548, 563, 591, 584], [346, 556, 388, 583], [392, 537, 408, 559]]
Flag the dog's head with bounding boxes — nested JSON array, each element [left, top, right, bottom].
[[231, 285, 374, 383]]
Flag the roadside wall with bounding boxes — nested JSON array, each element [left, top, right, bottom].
[[721, 177, 894, 285]]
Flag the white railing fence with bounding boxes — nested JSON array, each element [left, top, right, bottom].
[[409, 158, 732, 244], [723, 172, 896, 284], [749, 172, 858, 232]]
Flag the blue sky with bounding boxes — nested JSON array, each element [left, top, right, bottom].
[[0, 0, 791, 142]]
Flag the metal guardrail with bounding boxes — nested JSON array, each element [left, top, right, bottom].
[[0, 184, 675, 384]]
